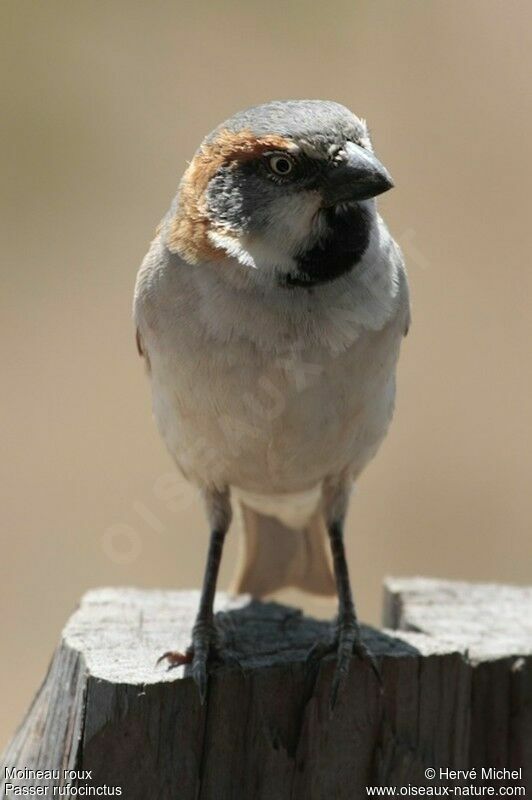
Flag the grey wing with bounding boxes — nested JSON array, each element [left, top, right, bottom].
[[390, 236, 411, 337]]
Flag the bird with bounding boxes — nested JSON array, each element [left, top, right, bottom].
[[134, 99, 410, 707]]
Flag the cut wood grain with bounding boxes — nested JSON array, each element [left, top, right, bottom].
[[1, 579, 531, 799]]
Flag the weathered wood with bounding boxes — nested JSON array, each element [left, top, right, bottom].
[[1, 579, 531, 799], [385, 577, 532, 787]]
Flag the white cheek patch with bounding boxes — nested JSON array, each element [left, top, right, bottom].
[[264, 191, 323, 252], [212, 191, 324, 272], [208, 229, 259, 269], [209, 226, 293, 271]]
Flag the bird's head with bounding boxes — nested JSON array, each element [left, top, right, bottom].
[[167, 100, 393, 287]]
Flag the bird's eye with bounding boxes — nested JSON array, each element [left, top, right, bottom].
[[267, 154, 295, 177]]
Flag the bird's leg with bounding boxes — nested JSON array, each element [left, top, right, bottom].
[[327, 518, 379, 707], [308, 479, 381, 708], [157, 488, 232, 703]]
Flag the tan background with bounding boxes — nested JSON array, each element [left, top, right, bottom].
[[1, 0, 531, 748]]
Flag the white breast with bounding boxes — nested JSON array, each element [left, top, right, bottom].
[[134, 217, 409, 518]]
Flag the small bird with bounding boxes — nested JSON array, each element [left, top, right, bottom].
[[134, 100, 410, 706]]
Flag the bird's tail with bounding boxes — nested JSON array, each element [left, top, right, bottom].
[[231, 501, 336, 598]]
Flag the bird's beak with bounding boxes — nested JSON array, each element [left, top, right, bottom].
[[321, 141, 394, 206]]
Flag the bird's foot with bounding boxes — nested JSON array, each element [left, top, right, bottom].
[[307, 613, 381, 710], [157, 618, 232, 704]]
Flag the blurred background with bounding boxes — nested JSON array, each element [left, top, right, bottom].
[[1, 0, 531, 748]]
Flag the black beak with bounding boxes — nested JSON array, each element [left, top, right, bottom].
[[321, 141, 394, 207]]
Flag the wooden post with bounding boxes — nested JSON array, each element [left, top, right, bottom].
[[1, 578, 531, 799]]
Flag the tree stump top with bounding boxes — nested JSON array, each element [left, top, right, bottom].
[[62, 586, 423, 686], [2, 578, 531, 799], [385, 576, 532, 660]]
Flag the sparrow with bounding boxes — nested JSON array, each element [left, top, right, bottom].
[[134, 99, 410, 706]]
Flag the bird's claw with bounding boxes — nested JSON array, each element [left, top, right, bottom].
[[305, 636, 335, 668], [307, 616, 382, 711], [157, 619, 242, 704], [329, 618, 381, 710], [156, 649, 193, 669]]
